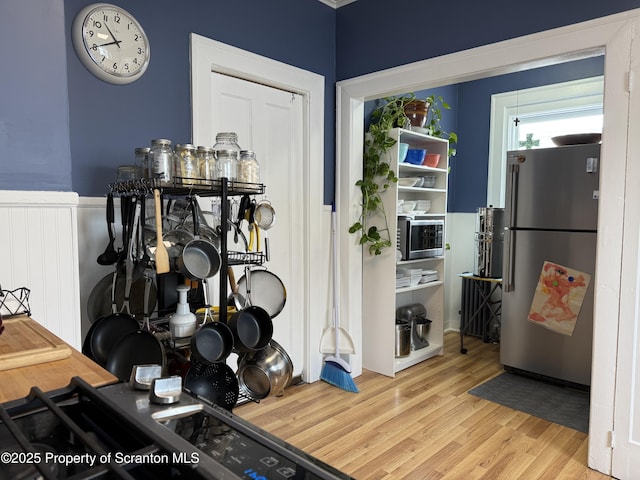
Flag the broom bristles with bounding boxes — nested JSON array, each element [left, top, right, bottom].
[[320, 359, 359, 393]]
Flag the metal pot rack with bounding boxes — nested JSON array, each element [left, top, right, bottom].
[[108, 176, 266, 325]]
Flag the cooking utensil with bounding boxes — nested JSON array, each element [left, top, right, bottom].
[[184, 361, 239, 411], [227, 266, 245, 310], [120, 196, 140, 315], [86, 270, 140, 366], [176, 198, 221, 280], [247, 199, 259, 252], [154, 189, 170, 274], [104, 329, 166, 382], [255, 199, 275, 261], [227, 305, 273, 353], [190, 321, 234, 364], [86, 271, 116, 323], [236, 339, 293, 400], [97, 192, 119, 265], [236, 268, 286, 319]]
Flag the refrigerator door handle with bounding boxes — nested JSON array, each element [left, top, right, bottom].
[[504, 227, 514, 292], [503, 162, 519, 292], [506, 162, 520, 228]]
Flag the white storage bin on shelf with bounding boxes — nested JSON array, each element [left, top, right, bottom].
[[363, 128, 448, 376]]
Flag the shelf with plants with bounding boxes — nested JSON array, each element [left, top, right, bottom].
[[362, 127, 448, 376]]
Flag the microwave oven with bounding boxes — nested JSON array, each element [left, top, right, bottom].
[[397, 217, 444, 260]]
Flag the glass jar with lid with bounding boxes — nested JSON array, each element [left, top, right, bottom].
[[150, 138, 173, 184], [116, 165, 137, 183], [197, 146, 216, 183], [237, 150, 260, 184], [134, 147, 151, 178], [174, 143, 200, 185], [213, 132, 241, 180], [215, 149, 238, 181]]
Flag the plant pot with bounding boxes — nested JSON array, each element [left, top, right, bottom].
[[404, 100, 430, 128]]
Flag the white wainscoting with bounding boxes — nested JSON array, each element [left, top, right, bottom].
[[0, 191, 82, 349]]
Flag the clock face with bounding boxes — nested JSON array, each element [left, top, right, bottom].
[[72, 4, 150, 84]]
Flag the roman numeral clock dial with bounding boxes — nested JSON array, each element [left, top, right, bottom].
[[72, 3, 150, 84]]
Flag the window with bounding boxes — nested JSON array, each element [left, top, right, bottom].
[[487, 76, 604, 206]]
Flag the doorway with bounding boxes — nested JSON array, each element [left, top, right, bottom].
[[190, 33, 326, 382], [336, 11, 640, 475]]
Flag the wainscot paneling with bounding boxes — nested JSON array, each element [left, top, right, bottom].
[[0, 191, 81, 349]]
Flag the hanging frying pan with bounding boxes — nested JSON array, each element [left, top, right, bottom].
[[86, 271, 116, 323], [227, 305, 273, 353], [236, 268, 287, 319], [176, 198, 221, 280], [184, 361, 239, 411], [190, 321, 234, 364], [84, 271, 140, 366], [104, 330, 165, 382]]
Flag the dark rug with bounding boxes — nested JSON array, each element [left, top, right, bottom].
[[468, 372, 590, 433]]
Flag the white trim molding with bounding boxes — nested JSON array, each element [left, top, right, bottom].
[[190, 34, 326, 382], [337, 9, 640, 475]]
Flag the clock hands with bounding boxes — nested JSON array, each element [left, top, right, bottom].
[[97, 39, 122, 48], [103, 21, 121, 49]]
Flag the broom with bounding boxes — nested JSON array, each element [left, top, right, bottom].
[[320, 204, 359, 393]]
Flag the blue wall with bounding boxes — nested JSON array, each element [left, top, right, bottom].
[[64, 0, 336, 198], [452, 56, 605, 212], [0, 1, 72, 191], [0, 0, 336, 199], [336, 0, 639, 81], [0, 0, 638, 204]]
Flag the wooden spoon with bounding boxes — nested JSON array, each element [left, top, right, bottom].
[[154, 189, 170, 274]]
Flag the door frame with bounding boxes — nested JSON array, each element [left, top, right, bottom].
[[190, 33, 326, 382], [336, 10, 640, 475]]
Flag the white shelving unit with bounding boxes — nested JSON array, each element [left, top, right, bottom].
[[362, 128, 448, 376]]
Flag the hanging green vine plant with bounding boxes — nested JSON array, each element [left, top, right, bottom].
[[349, 93, 458, 255], [349, 94, 415, 255]]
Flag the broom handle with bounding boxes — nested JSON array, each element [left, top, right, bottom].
[[332, 205, 340, 357]]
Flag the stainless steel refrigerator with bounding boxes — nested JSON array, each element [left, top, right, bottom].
[[501, 143, 600, 387]]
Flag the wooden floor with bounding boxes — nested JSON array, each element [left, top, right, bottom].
[[235, 332, 611, 479]]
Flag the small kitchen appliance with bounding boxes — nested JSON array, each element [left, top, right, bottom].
[[397, 217, 444, 260], [473, 206, 504, 278], [396, 303, 431, 350]]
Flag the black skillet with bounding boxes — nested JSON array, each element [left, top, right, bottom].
[[84, 270, 140, 366], [104, 329, 165, 382], [190, 321, 234, 364]]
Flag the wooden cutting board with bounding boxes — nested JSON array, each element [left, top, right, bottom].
[[0, 316, 72, 371]]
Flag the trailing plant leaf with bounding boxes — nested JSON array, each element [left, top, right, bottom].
[[350, 92, 457, 255]]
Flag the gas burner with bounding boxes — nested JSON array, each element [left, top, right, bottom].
[[0, 377, 352, 480]]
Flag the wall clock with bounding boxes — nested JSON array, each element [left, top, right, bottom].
[[72, 3, 150, 84]]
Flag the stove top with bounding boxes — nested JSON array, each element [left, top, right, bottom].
[[0, 377, 352, 480]]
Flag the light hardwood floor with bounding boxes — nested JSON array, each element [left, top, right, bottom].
[[235, 332, 611, 479]]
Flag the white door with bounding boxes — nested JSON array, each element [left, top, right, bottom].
[[190, 34, 325, 383], [612, 32, 640, 479], [209, 72, 305, 377]]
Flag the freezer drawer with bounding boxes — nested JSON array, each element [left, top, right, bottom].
[[501, 229, 596, 386]]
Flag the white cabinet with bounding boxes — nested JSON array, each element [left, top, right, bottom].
[[362, 128, 448, 376]]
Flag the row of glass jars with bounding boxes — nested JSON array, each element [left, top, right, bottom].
[[125, 132, 260, 185]]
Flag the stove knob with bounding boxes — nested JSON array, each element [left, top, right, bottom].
[[149, 376, 182, 404]]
